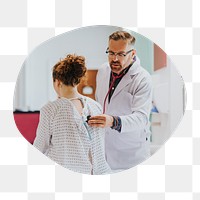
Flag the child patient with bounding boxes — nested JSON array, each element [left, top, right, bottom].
[[33, 54, 111, 175]]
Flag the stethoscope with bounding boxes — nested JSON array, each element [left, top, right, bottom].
[[102, 57, 136, 114], [103, 71, 125, 114]]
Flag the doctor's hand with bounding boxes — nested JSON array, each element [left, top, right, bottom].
[[88, 114, 114, 128]]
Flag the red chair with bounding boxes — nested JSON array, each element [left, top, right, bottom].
[[13, 111, 40, 144]]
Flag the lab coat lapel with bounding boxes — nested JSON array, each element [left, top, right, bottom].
[[100, 65, 111, 108], [111, 72, 132, 99], [110, 62, 140, 100]]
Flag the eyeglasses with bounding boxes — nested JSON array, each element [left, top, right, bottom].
[[106, 48, 133, 58]]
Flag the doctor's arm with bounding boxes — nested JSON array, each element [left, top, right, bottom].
[[120, 75, 153, 132]]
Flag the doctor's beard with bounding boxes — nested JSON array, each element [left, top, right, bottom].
[[110, 61, 124, 74]]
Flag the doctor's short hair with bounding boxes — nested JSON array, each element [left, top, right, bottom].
[[52, 54, 87, 86], [109, 31, 136, 46]]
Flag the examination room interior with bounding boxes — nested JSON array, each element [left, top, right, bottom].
[[13, 26, 185, 156]]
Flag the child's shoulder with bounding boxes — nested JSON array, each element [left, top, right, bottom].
[[84, 96, 102, 111], [84, 96, 99, 105], [41, 98, 72, 113]]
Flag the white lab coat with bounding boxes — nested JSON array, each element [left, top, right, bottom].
[[96, 58, 153, 170]]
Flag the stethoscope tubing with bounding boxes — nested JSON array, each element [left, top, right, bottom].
[[103, 72, 124, 114]]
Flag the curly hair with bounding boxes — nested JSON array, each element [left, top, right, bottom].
[[52, 54, 87, 86]]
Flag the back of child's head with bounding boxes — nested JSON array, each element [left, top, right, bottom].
[[53, 54, 87, 86]]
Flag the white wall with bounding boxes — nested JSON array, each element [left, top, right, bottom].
[[168, 57, 185, 134], [150, 58, 185, 149], [151, 65, 170, 146]]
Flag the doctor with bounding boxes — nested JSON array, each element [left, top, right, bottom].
[[88, 30, 153, 170]]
